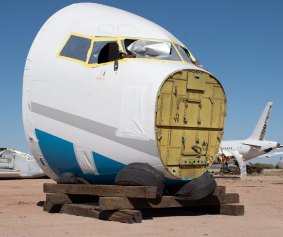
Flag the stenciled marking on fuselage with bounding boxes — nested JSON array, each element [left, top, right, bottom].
[[31, 102, 158, 157]]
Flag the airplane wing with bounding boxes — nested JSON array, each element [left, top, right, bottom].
[[273, 151, 283, 155], [242, 142, 261, 148], [258, 151, 283, 158]]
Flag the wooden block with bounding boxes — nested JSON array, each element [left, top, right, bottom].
[[46, 193, 97, 204], [198, 204, 244, 216], [213, 186, 226, 195], [43, 184, 157, 198], [43, 202, 63, 213], [60, 203, 100, 219], [100, 210, 135, 224], [37, 201, 45, 207], [119, 209, 142, 223], [220, 204, 244, 216], [217, 193, 239, 204]]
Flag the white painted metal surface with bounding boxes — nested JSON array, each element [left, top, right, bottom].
[[22, 3, 225, 183]]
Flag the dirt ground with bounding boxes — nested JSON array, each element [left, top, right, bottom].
[[1, 173, 283, 237]]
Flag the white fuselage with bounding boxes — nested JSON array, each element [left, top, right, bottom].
[[22, 3, 226, 183], [220, 140, 280, 161]]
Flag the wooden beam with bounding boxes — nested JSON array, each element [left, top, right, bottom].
[[204, 204, 244, 216], [217, 193, 239, 204], [213, 186, 226, 195], [46, 193, 98, 204], [100, 210, 135, 224], [118, 209, 142, 223], [43, 184, 157, 199], [60, 204, 142, 223], [99, 193, 239, 211], [43, 202, 63, 213], [60, 203, 100, 219], [220, 204, 244, 216]]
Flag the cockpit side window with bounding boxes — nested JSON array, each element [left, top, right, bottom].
[[175, 44, 192, 63], [60, 35, 91, 62], [88, 41, 119, 64]]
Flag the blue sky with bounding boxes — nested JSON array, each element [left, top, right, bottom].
[[0, 0, 282, 164]]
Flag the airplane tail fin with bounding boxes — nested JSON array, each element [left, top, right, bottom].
[[248, 102, 273, 140]]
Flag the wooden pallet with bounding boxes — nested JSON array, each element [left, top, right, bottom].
[[42, 183, 244, 223]]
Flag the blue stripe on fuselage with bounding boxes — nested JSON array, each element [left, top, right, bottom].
[[35, 129, 125, 184]]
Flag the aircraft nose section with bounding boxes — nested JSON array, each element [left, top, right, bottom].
[[277, 142, 282, 148]]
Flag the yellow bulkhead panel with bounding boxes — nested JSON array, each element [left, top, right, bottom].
[[155, 70, 226, 179]]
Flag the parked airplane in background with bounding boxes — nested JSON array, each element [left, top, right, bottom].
[[0, 148, 45, 178], [217, 102, 282, 176]]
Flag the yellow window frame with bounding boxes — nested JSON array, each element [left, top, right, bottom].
[[57, 33, 198, 67], [86, 36, 123, 67], [57, 33, 93, 66]]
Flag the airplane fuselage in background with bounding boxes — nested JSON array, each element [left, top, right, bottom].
[[220, 140, 280, 161], [217, 102, 281, 164]]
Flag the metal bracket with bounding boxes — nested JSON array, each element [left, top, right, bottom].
[[114, 59, 119, 71]]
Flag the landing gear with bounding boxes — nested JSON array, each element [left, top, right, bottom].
[[219, 152, 246, 178], [233, 153, 247, 178]]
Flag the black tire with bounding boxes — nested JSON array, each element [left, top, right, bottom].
[[75, 177, 90, 184], [173, 172, 217, 200], [124, 163, 165, 181], [57, 172, 89, 184], [115, 164, 165, 198]]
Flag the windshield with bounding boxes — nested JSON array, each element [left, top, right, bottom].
[[123, 39, 181, 61], [174, 44, 193, 63]]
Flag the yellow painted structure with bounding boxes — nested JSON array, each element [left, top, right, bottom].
[[156, 70, 226, 179]]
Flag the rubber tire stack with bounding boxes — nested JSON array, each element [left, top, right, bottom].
[[115, 163, 165, 198]]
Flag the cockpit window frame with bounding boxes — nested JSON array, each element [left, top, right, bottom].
[[87, 37, 121, 66], [57, 33, 93, 65], [57, 33, 198, 68]]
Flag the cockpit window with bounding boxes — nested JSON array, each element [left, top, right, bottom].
[[123, 39, 137, 54], [123, 39, 181, 61], [174, 44, 192, 63], [88, 41, 119, 64], [58, 33, 198, 66], [60, 35, 91, 62]]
